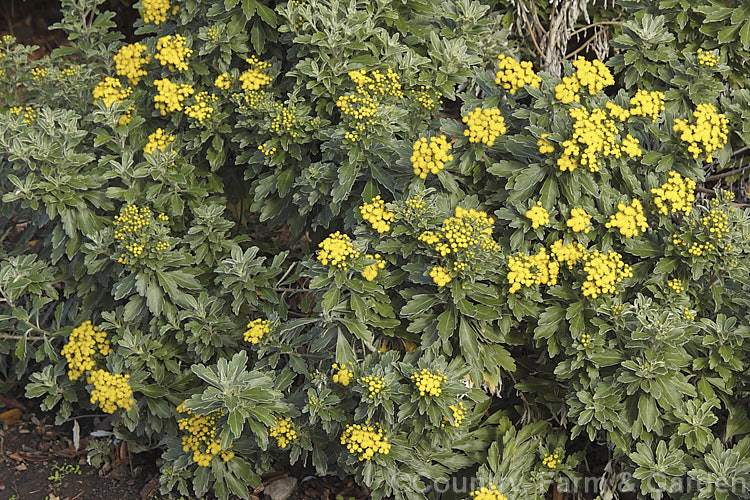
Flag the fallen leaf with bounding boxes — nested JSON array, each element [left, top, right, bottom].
[[0, 396, 27, 410], [0, 408, 23, 425], [140, 477, 159, 499]]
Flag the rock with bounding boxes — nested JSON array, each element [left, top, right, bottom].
[[263, 477, 298, 500]]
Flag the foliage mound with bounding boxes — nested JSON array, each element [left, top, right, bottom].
[[1, 0, 750, 499]]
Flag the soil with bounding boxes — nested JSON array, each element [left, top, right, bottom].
[[0, 393, 372, 500], [0, 395, 153, 500]]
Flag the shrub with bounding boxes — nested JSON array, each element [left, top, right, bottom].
[[1, 1, 750, 499]]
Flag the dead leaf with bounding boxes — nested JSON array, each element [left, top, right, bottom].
[[0, 408, 23, 426], [0, 396, 27, 410], [73, 420, 80, 451], [140, 477, 159, 499]]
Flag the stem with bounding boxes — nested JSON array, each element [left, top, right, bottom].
[[0, 332, 47, 341], [568, 21, 621, 38], [63, 413, 109, 423], [565, 34, 597, 60], [704, 164, 750, 182], [516, 0, 544, 58], [272, 287, 305, 293]]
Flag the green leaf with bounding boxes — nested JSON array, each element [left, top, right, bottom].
[[458, 318, 479, 359], [338, 318, 373, 343], [146, 279, 164, 316], [741, 20, 750, 50], [336, 329, 356, 364], [255, 2, 277, 26], [639, 394, 658, 432], [401, 294, 439, 317], [717, 23, 742, 44], [241, 0, 256, 18], [437, 307, 457, 341]]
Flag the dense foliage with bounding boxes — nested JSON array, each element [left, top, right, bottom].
[[1, 0, 750, 499]]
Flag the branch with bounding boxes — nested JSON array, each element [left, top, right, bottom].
[[569, 21, 621, 38], [705, 164, 750, 182], [565, 33, 598, 60]]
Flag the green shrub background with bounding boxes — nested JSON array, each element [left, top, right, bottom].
[[1, 0, 750, 499]]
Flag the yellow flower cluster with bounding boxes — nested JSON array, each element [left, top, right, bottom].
[[113, 205, 169, 264], [141, 0, 170, 24], [430, 207, 499, 258], [244, 318, 271, 344], [606, 102, 631, 121], [31, 67, 47, 81], [177, 403, 226, 466], [469, 484, 508, 500], [429, 266, 452, 287], [144, 128, 175, 154], [495, 54, 541, 94], [404, 197, 427, 218], [332, 363, 354, 386], [687, 241, 716, 256], [411, 135, 453, 178], [683, 308, 695, 321], [667, 278, 684, 293], [153, 78, 194, 115], [567, 208, 592, 233], [462, 108, 506, 147], [155, 35, 192, 72], [561, 107, 620, 173], [348, 69, 404, 98], [537, 133, 554, 154], [581, 250, 633, 297], [337, 93, 378, 141], [214, 73, 232, 90], [621, 134, 642, 157], [258, 142, 276, 156], [340, 421, 391, 461], [525, 202, 549, 229], [507, 248, 560, 294], [697, 49, 719, 66], [580, 333, 591, 348], [412, 85, 441, 111], [87, 370, 133, 413], [60, 321, 112, 381], [629, 90, 665, 122], [359, 196, 395, 233], [317, 232, 359, 270], [411, 368, 447, 397], [59, 65, 80, 78], [9, 106, 36, 124], [361, 254, 386, 281], [239, 56, 272, 91], [442, 402, 466, 428], [651, 171, 696, 216], [542, 452, 562, 469], [113, 43, 150, 85], [550, 240, 586, 269], [271, 102, 299, 138], [185, 91, 218, 124], [605, 198, 648, 238], [118, 105, 135, 126], [554, 57, 614, 103], [701, 208, 729, 237], [92, 77, 132, 106], [360, 375, 386, 397], [673, 103, 729, 161], [270, 417, 298, 448]]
